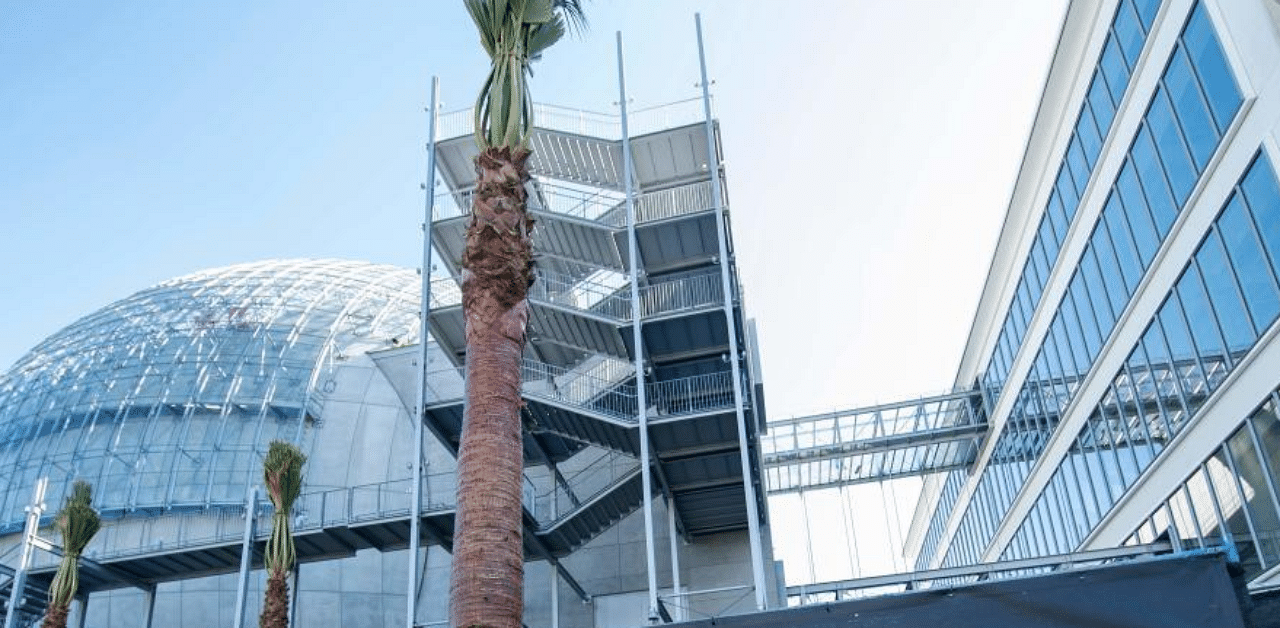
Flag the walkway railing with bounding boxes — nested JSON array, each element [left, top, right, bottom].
[[59, 457, 644, 566], [785, 541, 1179, 606], [431, 268, 725, 322], [531, 270, 631, 320], [640, 272, 723, 318], [432, 180, 717, 228], [525, 449, 641, 525], [761, 390, 984, 461], [436, 98, 711, 142], [427, 359, 744, 423]]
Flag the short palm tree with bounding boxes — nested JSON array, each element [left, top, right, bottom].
[[42, 480, 100, 628], [450, 2, 584, 627], [259, 441, 306, 628]]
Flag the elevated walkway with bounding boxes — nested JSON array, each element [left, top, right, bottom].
[[762, 389, 987, 494], [1, 457, 650, 610]]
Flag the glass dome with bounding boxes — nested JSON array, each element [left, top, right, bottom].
[[0, 259, 421, 530]]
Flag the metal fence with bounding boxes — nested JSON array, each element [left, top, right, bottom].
[[436, 98, 710, 142]]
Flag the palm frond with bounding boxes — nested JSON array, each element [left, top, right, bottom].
[[552, 0, 587, 36], [466, 0, 588, 149]]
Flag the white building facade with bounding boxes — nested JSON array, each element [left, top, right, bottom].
[[908, 0, 1280, 594]]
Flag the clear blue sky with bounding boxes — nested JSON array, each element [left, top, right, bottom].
[[1, 1, 1066, 419]]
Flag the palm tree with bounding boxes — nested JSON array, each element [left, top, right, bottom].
[[42, 480, 100, 628], [450, 2, 584, 627], [259, 441, 306, 628]]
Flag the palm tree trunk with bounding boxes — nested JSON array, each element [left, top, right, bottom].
[[450, 146, 534, 628], [40, 604, 69, 628], [260, 569, 289, 628]]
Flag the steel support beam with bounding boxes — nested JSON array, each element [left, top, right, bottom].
[[141, 585, 157, 628], [617, 30, 660, 624], [696, 13, 767, 611], [4, 478, 45, 628], [232, 486, 258, 628], [410, 74, 440, 628]]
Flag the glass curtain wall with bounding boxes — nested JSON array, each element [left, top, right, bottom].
[[926, 1, 1243, 568], [1002, 152, 1280, 569]]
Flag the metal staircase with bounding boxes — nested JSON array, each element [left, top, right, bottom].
[[421, 98, 768, 556]]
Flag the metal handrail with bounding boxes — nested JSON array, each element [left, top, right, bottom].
[[786, 541, 1183, 605], [436, 97, 711, 142], [426, 358, 744, 422], [640, 272, 722, 318], [431, 267, 725, 322], [531, 270, 631, 320], [70, 475, 453, 564], [525, 449, 641, 525], [646, 371, 740, 418], [433, 180, 717, 227]]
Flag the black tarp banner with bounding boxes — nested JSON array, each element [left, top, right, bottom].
[[676, 552, 1246, 628]]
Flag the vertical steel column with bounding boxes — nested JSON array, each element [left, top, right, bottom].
[[550, 565, 559, 628], [617, 31, 660, 624], [288, 565, 301, 628], [4, 478, 46, 628], [410, 75, 441, 628], [232, 486, 258, 628], [141, 585, 156, 628], [5, 481, 42, 628], [695, 13, 768, 610], [73, 595, 88, 628], [667, 498, 681, 613]]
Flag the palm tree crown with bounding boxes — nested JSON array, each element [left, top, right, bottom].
[[465, 0, 586, 149]]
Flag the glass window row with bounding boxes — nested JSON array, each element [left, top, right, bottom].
[[930, 2, 1244, 569], [1000, 151, 1280, 563], [981, 0, 1165, 406], [1119, 392, 1280, 582]]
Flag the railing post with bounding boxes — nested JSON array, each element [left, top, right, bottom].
[[411, 75, 440, 628], [697, 13, 767, 610], [4, 478, 46, 628], [232, 485, 258, 628], [618, 31, 660, 625]]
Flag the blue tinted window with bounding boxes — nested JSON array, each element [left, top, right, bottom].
[[1132, 0, 1160, 30], [1116, 160, 1160, 266], [1175, 264, 1228, 362], [1046, 193, 1068, 255], [1113, 2, 1145, 67], [1037, 219, 1059, 274], [1218, 195, 1280, 334], [1147, 88, 1197, 206], [1043, 331, 1065, 380], [1196, 228, 1255, 353], [1071, 276, 1104, 359], [1088, 74, 1116, 134], [1183, 4, 1241, 131], [1027, 257, 1045, 306], [1059, 294, 1089, 375], [1068, 136, 1091, 196], [1081, 244, 1118, 327], [1165, 45, 1218, 167], [1047, 321, 1071, 380], [1131, 126, 1178, 233], [1242, 154, 1280, 275], [1078, 103, 1104, 167], [1158, 294, 1196, 366], [1093, 219, 1131, 314], [1010, 285, 1028, 340], [1057, 167, 1080, 221], [1103, 193, 1144, 291], [1101, 37, 1130, 104], [1032, 238, 1052, 297]]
